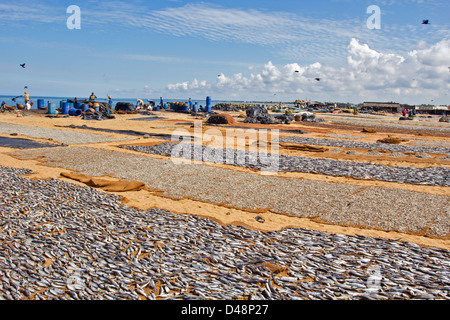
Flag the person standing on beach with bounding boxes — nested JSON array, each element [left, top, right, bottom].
[[108, 95, 112, 107], [89, 92, 97, 102], [24, 91, 30, 105]]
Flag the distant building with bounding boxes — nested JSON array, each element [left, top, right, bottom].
[[308, 101, 322, 107], [415, 105, 449, 115], [363, 102, 401, 113]]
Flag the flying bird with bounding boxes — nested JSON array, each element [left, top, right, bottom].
[[24, 86, 28, 89], [315, 78, 321, 81], [422, 20, 429, 24], [20, 63, 26, 68], [294, 70, 299, 73], [11, 95, 22, 102]]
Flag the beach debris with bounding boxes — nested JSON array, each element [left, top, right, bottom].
[[377, 137, 408, 144], [213, 103, 257, 112], [244, 105, 294, 124], [60, 171, 145, 192], [294, 111, 324, 123], [169, 101, 190, 112], [206, 113, 237, 125], [244, 106, 277, 124], [274, 114, 295, 124], [115, 102, 135, 112], [255, 216, 265, 223], [362, 128, 377, 133], [345, 150, 362, 155], [439, 116, 449, 123], [279, 142, 328, 152], [83, 103, 115, 120]]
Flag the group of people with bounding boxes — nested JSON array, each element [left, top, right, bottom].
[[90, 92, 114, 108], [1, 91, 31, 111], [402, 108, 416, 117], [135, 98, 158, 110], [2, 91, 164, 112]]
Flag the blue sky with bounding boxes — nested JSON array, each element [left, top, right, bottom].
[[0, 0, 449, 104]]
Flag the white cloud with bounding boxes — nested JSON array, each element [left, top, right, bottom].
[[2, 1, 448, 62], [410, 39, 450, 66], [166, 38, 450, 104], [0, 2, 63, 24]]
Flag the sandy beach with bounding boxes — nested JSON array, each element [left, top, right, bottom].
[[1, 109, 448, 244], [0, 107, 449, 300]]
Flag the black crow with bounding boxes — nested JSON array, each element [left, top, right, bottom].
[[422, 20, 429, 24], [315, 78, 321, 81], [20, 63, 26, 68]]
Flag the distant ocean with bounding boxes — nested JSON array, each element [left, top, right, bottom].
[[0, 95, 276, 109]]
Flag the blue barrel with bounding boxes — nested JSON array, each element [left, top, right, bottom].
[[62, 102, 70, 115], [82, 104, 89, 111], [206, 96, 211, 112], [163, 103, 168, 109], [59, 100, 66, 109], [47, 103, 56, 114], [68, 109, 82, 116], [154, 106, 160, 111], [193, 103, 199, 112], [37, 99, 44, 109]]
